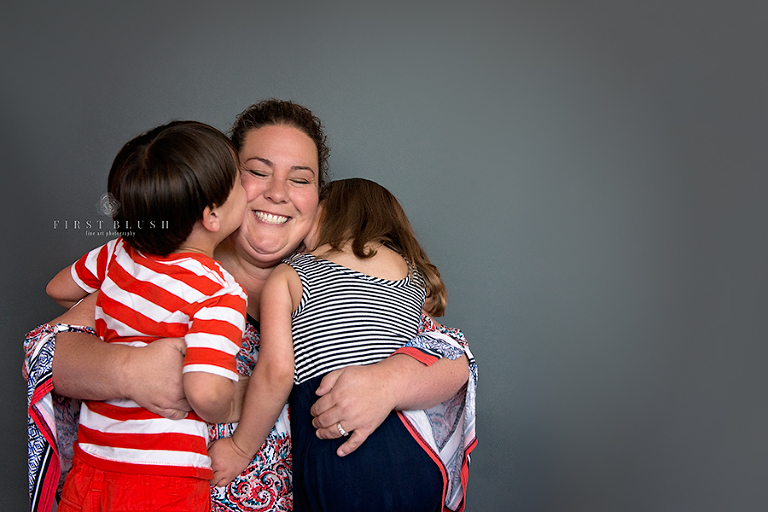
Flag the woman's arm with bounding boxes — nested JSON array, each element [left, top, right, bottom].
[[311, 352, 469, 456], [51, 293, 191, 420], [53, 332, 190, 419]]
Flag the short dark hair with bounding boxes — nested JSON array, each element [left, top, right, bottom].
[[107, 121, 239, 256], [230, 99, 330, 188]]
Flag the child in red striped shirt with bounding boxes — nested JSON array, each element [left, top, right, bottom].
[[46, 121, 248, 512]]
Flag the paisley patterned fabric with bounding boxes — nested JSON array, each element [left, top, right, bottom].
[[209, 321, 293, 511], [24, 323, 88, 512], [396, 323, 478, 512]]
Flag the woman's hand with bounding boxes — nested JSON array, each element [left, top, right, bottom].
[[310, 364, 398, 457], [311, 353, 470, 457], [123, 337, 190, 419], [50, 291, 191, 419], [208, 437, 252, 487], [53, 329, 191, 420]]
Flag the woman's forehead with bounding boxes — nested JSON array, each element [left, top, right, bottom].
[[241, 125, 316, 156]]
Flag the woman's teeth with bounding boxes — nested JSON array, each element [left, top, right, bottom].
[[255, 211, 289, 224]]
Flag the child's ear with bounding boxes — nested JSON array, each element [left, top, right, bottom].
[[200, 205, 222, 233]]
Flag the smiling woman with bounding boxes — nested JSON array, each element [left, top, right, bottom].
[[29, 99, 476, 512], [222, 124, 322, 275]]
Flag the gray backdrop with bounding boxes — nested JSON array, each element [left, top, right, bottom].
[[3, 1, 767, 510]]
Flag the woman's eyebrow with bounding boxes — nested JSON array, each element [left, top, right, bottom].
[[243, 156, 315, 174], [291, 165, 316, 174], [243, 156, 272, 166]]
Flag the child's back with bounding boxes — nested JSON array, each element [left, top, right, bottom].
[[51, 121, 247, 512], [71, 238, 246, 477], [74, 238, 245, 353], [288, 179, 447, 512], [289, 243, 424, 383]]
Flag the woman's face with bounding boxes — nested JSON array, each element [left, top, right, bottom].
[[231, 124, 321, 268]]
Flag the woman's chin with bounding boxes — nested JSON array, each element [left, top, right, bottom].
[[248, 239, 300, 266]]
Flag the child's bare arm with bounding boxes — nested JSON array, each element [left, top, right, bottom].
[[181, 281, 247, 424], [209, 264, 297, 486], [46, 266, 88, 309], [183, 372, 236, 424], [234, 269, 295, 453]]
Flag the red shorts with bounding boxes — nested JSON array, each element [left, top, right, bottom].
[[57, 453, 211, 512]]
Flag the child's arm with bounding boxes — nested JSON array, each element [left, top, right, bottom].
[[183, 373, 236, 424], [208, 264, 297, 487], [48, 240, 116, 309], [46, 266, 90, 309], [182, 287, 247, 424]]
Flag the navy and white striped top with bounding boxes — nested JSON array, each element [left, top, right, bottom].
[[287, 252, 426, 384]]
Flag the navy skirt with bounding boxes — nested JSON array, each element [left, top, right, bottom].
[[290, 375, 443, 512]]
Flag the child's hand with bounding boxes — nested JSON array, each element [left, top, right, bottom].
[[208, 437, 253, 487]]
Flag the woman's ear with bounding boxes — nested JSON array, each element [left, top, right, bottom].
[[200, 205, 222, 233]]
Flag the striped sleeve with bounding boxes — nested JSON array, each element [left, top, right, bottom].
[[183, 283, 247, 382], [70, 238, 120, 293]]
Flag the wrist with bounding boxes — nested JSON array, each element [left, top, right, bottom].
[[373, 357, 407, 411], [118, 345, 142, 402], [231, 433, 257, 459]]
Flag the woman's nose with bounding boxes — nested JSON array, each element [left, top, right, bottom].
[[264, 178, 288, 203]]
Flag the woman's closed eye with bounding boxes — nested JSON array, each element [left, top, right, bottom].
[[245, 168, 269, 178], [288, 169, 316, 186]]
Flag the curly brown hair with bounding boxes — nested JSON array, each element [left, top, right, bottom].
[[230, 99, 330, 188]]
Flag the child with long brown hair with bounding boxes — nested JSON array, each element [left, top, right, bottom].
[[208, 177, 447, 511]]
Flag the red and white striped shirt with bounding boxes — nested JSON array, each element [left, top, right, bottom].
[[70, 237, 246, 479]]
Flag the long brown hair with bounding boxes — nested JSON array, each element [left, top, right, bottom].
[[316, 178, 446, 316]]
